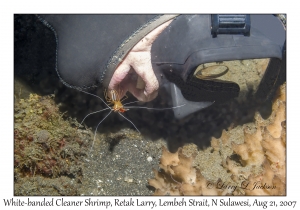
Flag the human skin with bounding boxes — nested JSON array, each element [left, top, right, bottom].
[[108, 20, 173, 102]]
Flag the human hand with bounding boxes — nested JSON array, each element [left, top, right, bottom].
[[108, 20, 173, 102]]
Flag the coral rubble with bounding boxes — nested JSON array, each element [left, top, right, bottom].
[[14, 94, 92, 195], [149, 83, 286, 195]]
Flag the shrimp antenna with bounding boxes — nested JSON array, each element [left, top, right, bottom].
[[90, 110, 112, 151], [123, 101, 140, 106], [78, 89, 110, 108], [124, 104, 186, 110], [79, 107, 110, 126], [118, 112, 140, 133]]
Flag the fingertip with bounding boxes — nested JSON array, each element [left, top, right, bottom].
[[126, 83, 154, 102], [108, 62, 132, 92], [144, 89, 158, 102]]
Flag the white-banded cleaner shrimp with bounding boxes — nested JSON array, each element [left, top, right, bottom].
[[77, 88, 185, 151]]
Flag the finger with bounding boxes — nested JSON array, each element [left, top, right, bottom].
[[127, 81, 158, 102], [111, 68, 158, 102], [129, 52, 159, 99], [108, 60, 131, 91], [131, 20, 174, 52]]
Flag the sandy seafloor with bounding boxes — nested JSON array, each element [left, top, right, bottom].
[[14, 15, 286, 196]]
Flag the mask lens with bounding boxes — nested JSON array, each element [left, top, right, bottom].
[[193, 58, 270, 101], [194, 64, 229, 80]]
